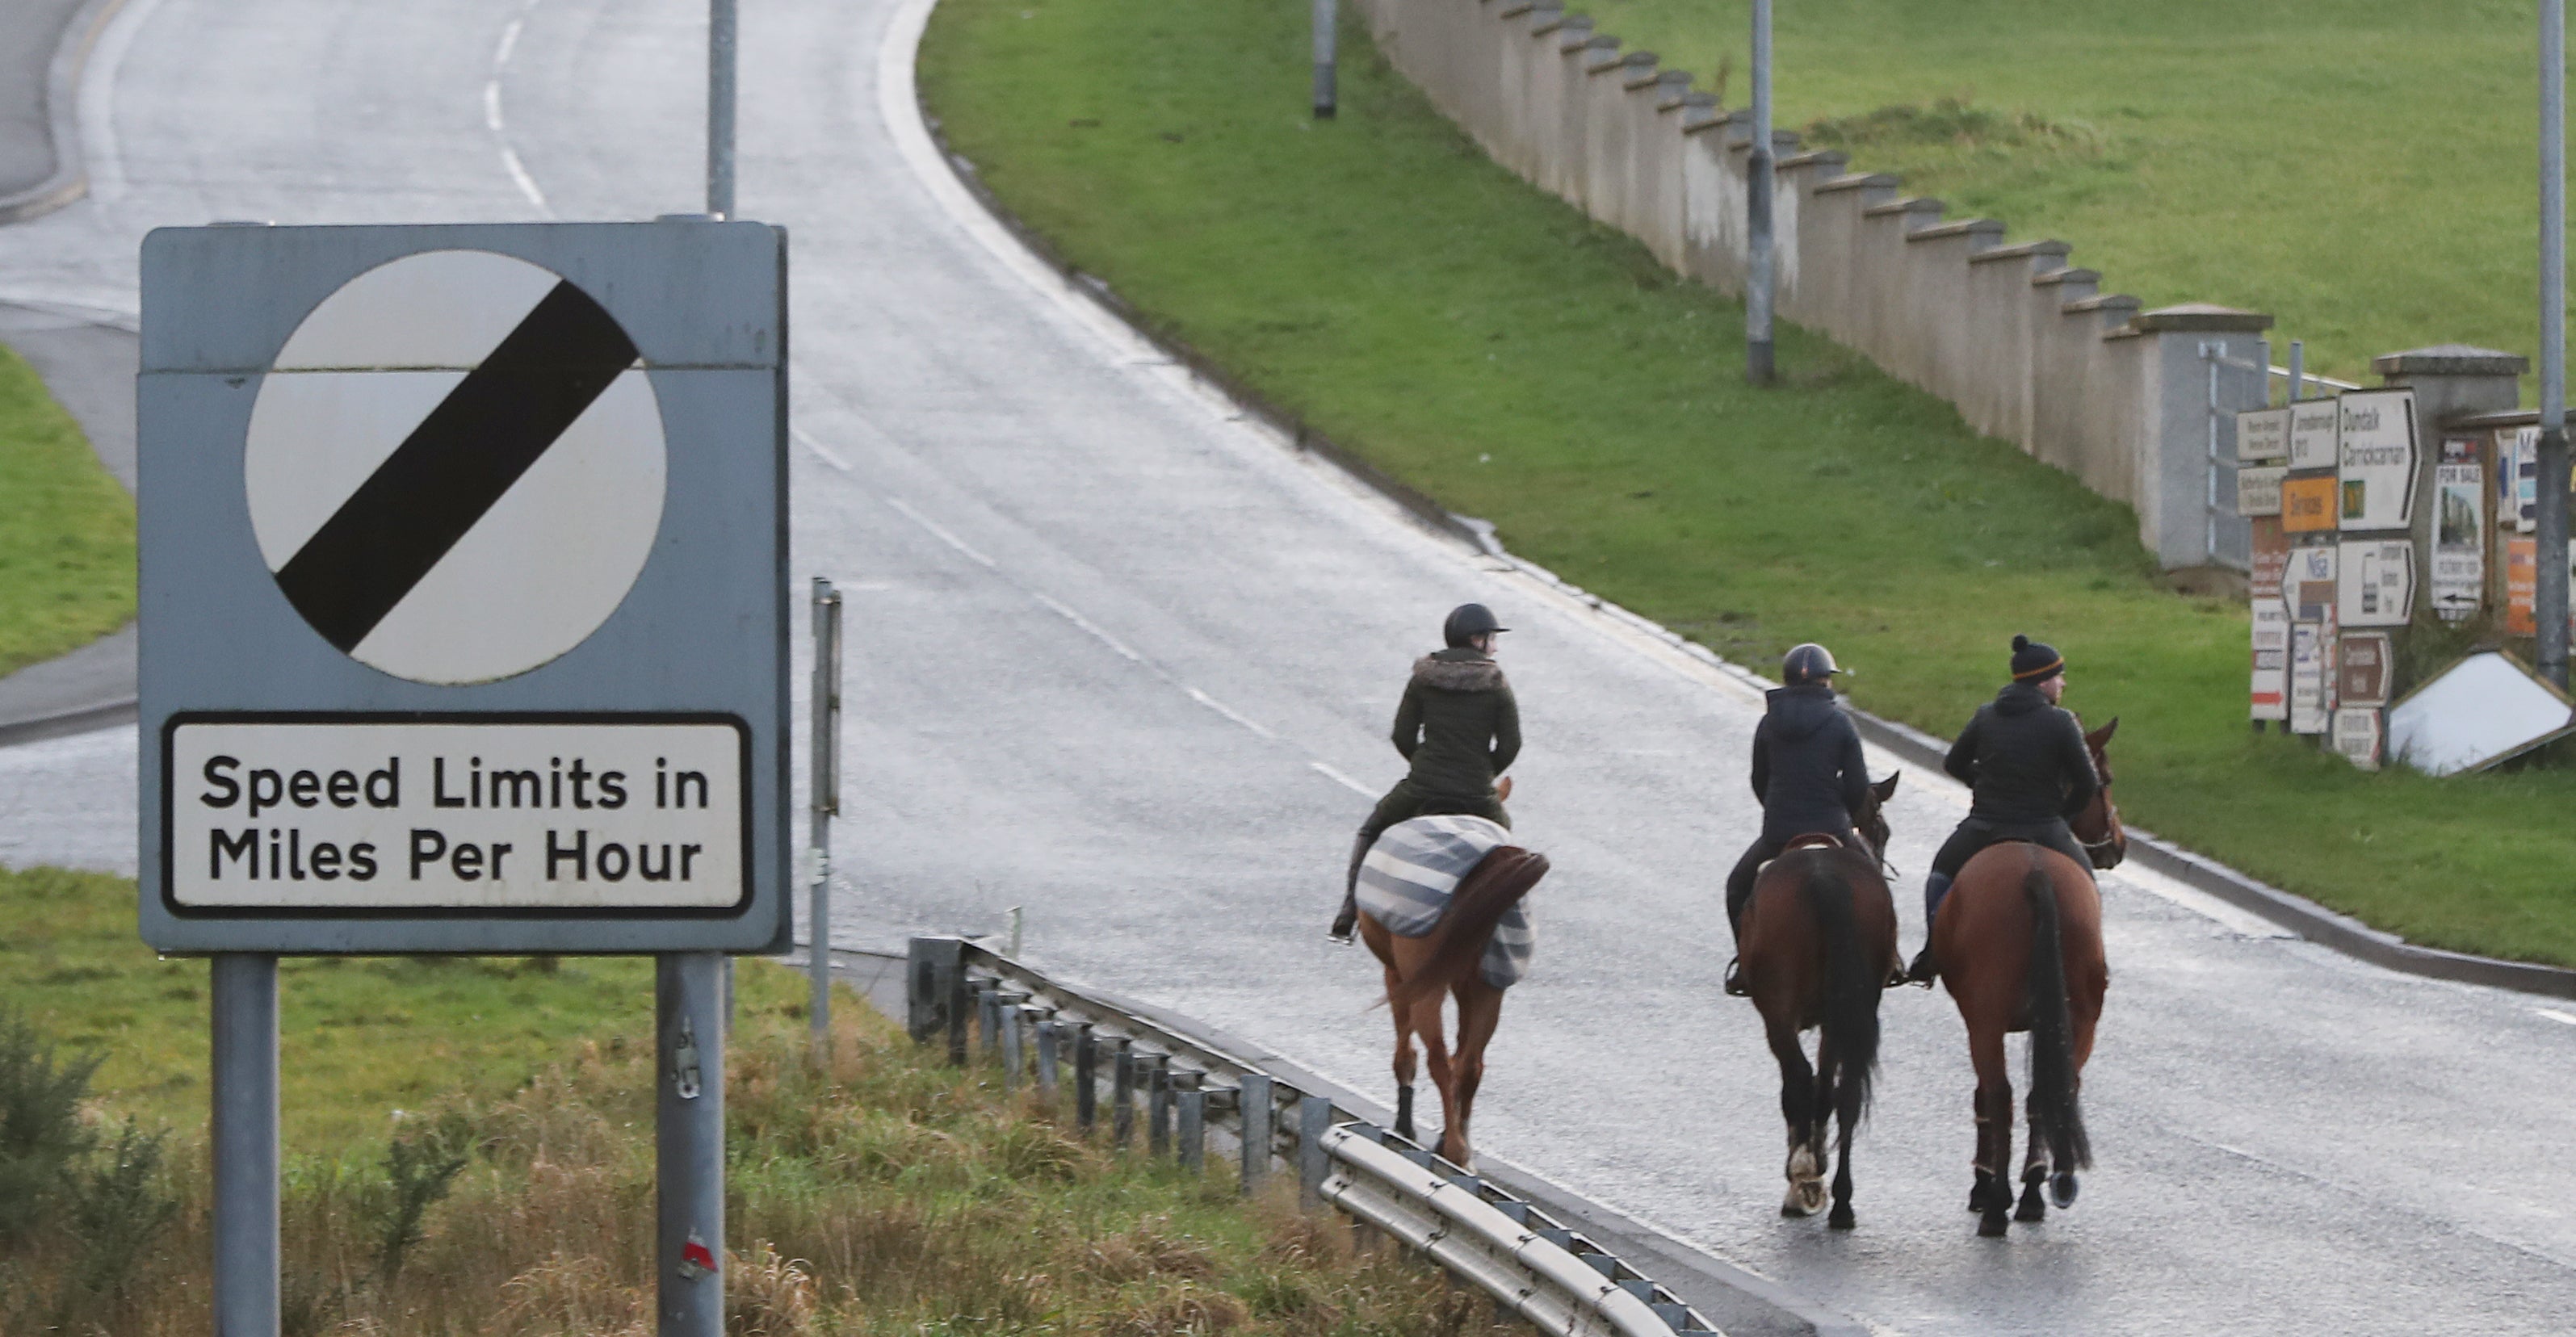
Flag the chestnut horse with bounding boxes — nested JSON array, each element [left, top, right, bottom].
[[1357, 782, 1549, 1167], [1739, 772, 1903, 1230], [1933, 718, 2124, 1238]]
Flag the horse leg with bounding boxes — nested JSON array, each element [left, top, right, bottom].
[[2016, 1090, 2050, 1223], [1970, 1027, 2014, 1238], [1764, 1020, 1822, 1218], [1385, 962, 1419, 1142], [1444, 980, 1504, 1171], [1408, 991, 1458, 1163], [1818, 1029, 1856, 1230], [2055, 1006, 2100, 1209]]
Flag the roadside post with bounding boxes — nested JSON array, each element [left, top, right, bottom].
[[139, 221, 789, 1337], [2541, 0, 2569, 687], [1744, 0, 1776, 384], [1311, 0, 1336, 119], [808, 578, 842, 1057]]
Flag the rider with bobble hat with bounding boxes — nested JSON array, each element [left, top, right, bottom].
[[1906, 634, 2100, 984], [1721, 643, 1871, 997], [1328, 603, 1521, 942]]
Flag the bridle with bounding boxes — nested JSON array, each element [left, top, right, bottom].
[[2072, 748, 2126, 870]]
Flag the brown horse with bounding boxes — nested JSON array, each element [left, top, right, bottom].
[[1739, 772, 1903, 1230], [1933, 718, 2124, 1238], [1357, 782, 1548, 1168]]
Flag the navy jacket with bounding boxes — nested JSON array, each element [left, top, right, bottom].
[[1943, 682, 2098, 824], [1751, 684, 1869, 843]]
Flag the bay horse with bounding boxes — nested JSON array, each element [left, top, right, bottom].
[[1933, 718, 2124, 1238], [1357, 782, 1550, 1168], [1739, 772, 1903, 1230]]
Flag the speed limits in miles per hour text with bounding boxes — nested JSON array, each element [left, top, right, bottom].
[[162, 718, 748, 911]]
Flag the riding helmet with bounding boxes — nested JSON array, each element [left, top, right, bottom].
[[1781, 643, 1841, 685], [1443, 603, 1508, 648], [2009, 634, 2065, 683]]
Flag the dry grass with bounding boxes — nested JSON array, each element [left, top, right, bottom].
[[0, 966, 1524, 1337]]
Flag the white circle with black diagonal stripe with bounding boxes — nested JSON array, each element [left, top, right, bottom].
[[243, 249, 666, 685]]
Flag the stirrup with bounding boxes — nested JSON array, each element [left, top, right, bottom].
[[1904, 945, 1939, 987], [1722, 958, 1748, 997]]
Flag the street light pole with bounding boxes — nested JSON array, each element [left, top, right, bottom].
[[2541, 0, 2569, 688], [708, 0, 737, 218], [1745, 0, 1775, 384]]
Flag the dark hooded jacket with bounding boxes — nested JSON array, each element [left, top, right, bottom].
[[1943, 681, 2098, 824], [1750, 684, 1870, 842], [1392, 648, 1521, 799]]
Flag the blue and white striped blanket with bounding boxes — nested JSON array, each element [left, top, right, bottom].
[[1355, 815, 1534, 989]]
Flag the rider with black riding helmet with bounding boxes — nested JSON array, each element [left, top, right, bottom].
[[1905, 634, 2100, 984], [1328, 603, 1522, 942], [1719, 643, 1872, 997]]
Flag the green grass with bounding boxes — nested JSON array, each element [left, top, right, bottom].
[[918, 0, 2576, 966], [0, 864, 661, 1154], [0, 867, 1507, 1337], [0, 344, 134, 677], [1558, 0, 2557, 388]]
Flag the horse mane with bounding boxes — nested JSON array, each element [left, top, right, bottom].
[[1388, 847, 1549, 1012]]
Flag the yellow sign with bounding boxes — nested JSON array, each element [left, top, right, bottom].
[[2281, 475, 2339, 533]]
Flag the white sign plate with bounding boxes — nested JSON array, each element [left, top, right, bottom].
[[165, 719, 745, 909], [2289, 622, 2331, 734], [2337, 389, 2418, 531], [2431, 459, 2485, 619], [2287, 543, 2338, 623], [2235, 407, 2291, 463], [2337, 538, 2415, 627], [2288, 399, 2340, 471], [2331, 707, 2383, 770], [2250, 598, 2289, 721], [2237, 465, 2287, 518]]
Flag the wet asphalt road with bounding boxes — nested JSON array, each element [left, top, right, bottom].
[[3, 1, 2575, 1332]]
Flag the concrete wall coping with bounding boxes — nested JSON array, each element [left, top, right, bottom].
[[1725, 131, 1800, 156], [1496, 0, 1538, 15], [1681, 107, 1726, 132], [1776, 149, 1848, 171], [1813, 171, 1901, 193], [1907, 218, 2004, 241], [1622, 65, 1667, 90], [1861, 196, 1943, 218], [1583, 44, 1628, 71], [2373, 345, 2532, 376], [1659, 86, 1713, 112], [1559, 29, 1604, 52], [1528, 10, 1574, 35], [2065, 292, 2142, 315], [2032, 266, 2100, 287], [2127, 304, 2275, 333], [1969, 238, 2071, 263]]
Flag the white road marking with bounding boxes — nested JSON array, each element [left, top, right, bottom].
[[1309, 761, 1376, 796], [883, 495, 998, 569], [2537, 1008, 2576, 1027], [481, 81, 503, 132], [482, 3, 550, 213], [496, 16, 525, 65], [1030, 592, 1143, 663], [1186, 687, 1277, 740], [77, 0, 175, 207], [791, 426, 854, 473]]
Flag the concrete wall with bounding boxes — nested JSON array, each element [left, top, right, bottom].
[[1347, 0, 2276, 570]]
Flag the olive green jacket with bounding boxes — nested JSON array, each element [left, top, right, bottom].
[[1391, 648, 1521, 799]]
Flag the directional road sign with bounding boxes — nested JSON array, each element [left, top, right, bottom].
[[138, 221, 789, 954]]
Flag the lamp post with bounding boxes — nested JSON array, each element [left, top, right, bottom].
[[1745, 0, 1775, 384], [2541, 0, 2568, 688]]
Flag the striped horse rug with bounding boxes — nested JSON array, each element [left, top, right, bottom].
[[1355, 815, 1535, 989]]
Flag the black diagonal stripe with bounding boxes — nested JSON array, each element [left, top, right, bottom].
[[272, 282, 641, 652]]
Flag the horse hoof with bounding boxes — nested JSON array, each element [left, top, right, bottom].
[[1779, 1190, 1811, 1218], [1967, 1176, 1993, 1213], [2052, 1172, 2079, 1209], [1978, 1214, 2010, 1239], [1827, 1205, 1856, 1231], [2014, 1187, 2046, 1223], [1799, 1181, 1828, 1215]]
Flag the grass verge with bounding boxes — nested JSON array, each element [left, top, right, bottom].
[[917, 0, 2576, 966], [1561, 0, 2558, 389], [0, 344, 133, 679], [0, 866, 1507, 1337]]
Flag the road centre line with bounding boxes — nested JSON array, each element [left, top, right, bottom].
[[1309, 761, 1375, 796], [791, 425, 854, 473], [483, 2, 549, 213], [1188, 687, 1277, 740], [884, 496, 998, 569], [2538, 1008, 2576, 1027]]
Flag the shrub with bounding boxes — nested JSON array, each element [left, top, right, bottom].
[[0, 1004, 102, 1241]]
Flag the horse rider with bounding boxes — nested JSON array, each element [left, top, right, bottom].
[[1721, 643, 1871, 997], [1905, 634, 2099, 984], [1328, 603, 1521, 943]]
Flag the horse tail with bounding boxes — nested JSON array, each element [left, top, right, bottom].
[[2024, 861, 2093, 1171], [1391, 848, 1549, 1011], [1801, 856, 1879, 1133]]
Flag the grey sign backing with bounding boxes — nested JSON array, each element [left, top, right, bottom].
[[137, 220, 789, 954]]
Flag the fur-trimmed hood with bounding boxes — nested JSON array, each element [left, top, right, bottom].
[[1412, 651, 1508, 693]]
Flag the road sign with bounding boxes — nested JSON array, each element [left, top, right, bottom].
[[2235, 406, 2290, 463], [2286, 543, 2338, 623], [2288, 399, 2339, 470], [2336, 388, 2418, 531], [2331, 707, 2383, 770], [2237, 465, 2286, 518], [2337, 538, 2415, 627], [2281, 475, 2339, 533], [2289, 621, 2331, 734], [139, 221, 790, 955], [2431, 442, 2484, 620], [2250, 598, 2289, 721], [2337, 631, 2393, 708]]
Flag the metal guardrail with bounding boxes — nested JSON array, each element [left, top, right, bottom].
[[904, 937, 1725, 1337]]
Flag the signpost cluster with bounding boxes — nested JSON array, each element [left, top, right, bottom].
[[141, 220, 790, 1335]]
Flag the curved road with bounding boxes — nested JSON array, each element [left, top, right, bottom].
[[5, 2, 2576, 1333]]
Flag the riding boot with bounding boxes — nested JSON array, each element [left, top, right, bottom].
[[1329, 831, 1370, 943], [1907, 872, 1953, 985]]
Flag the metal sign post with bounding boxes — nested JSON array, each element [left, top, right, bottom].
[[1745, 0, 1776, 384], [1311, 0, 1336, 119], [808, 578, 842, 1056], [141, 222, 787, 1337], [2542, 0, 2569, 688]]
